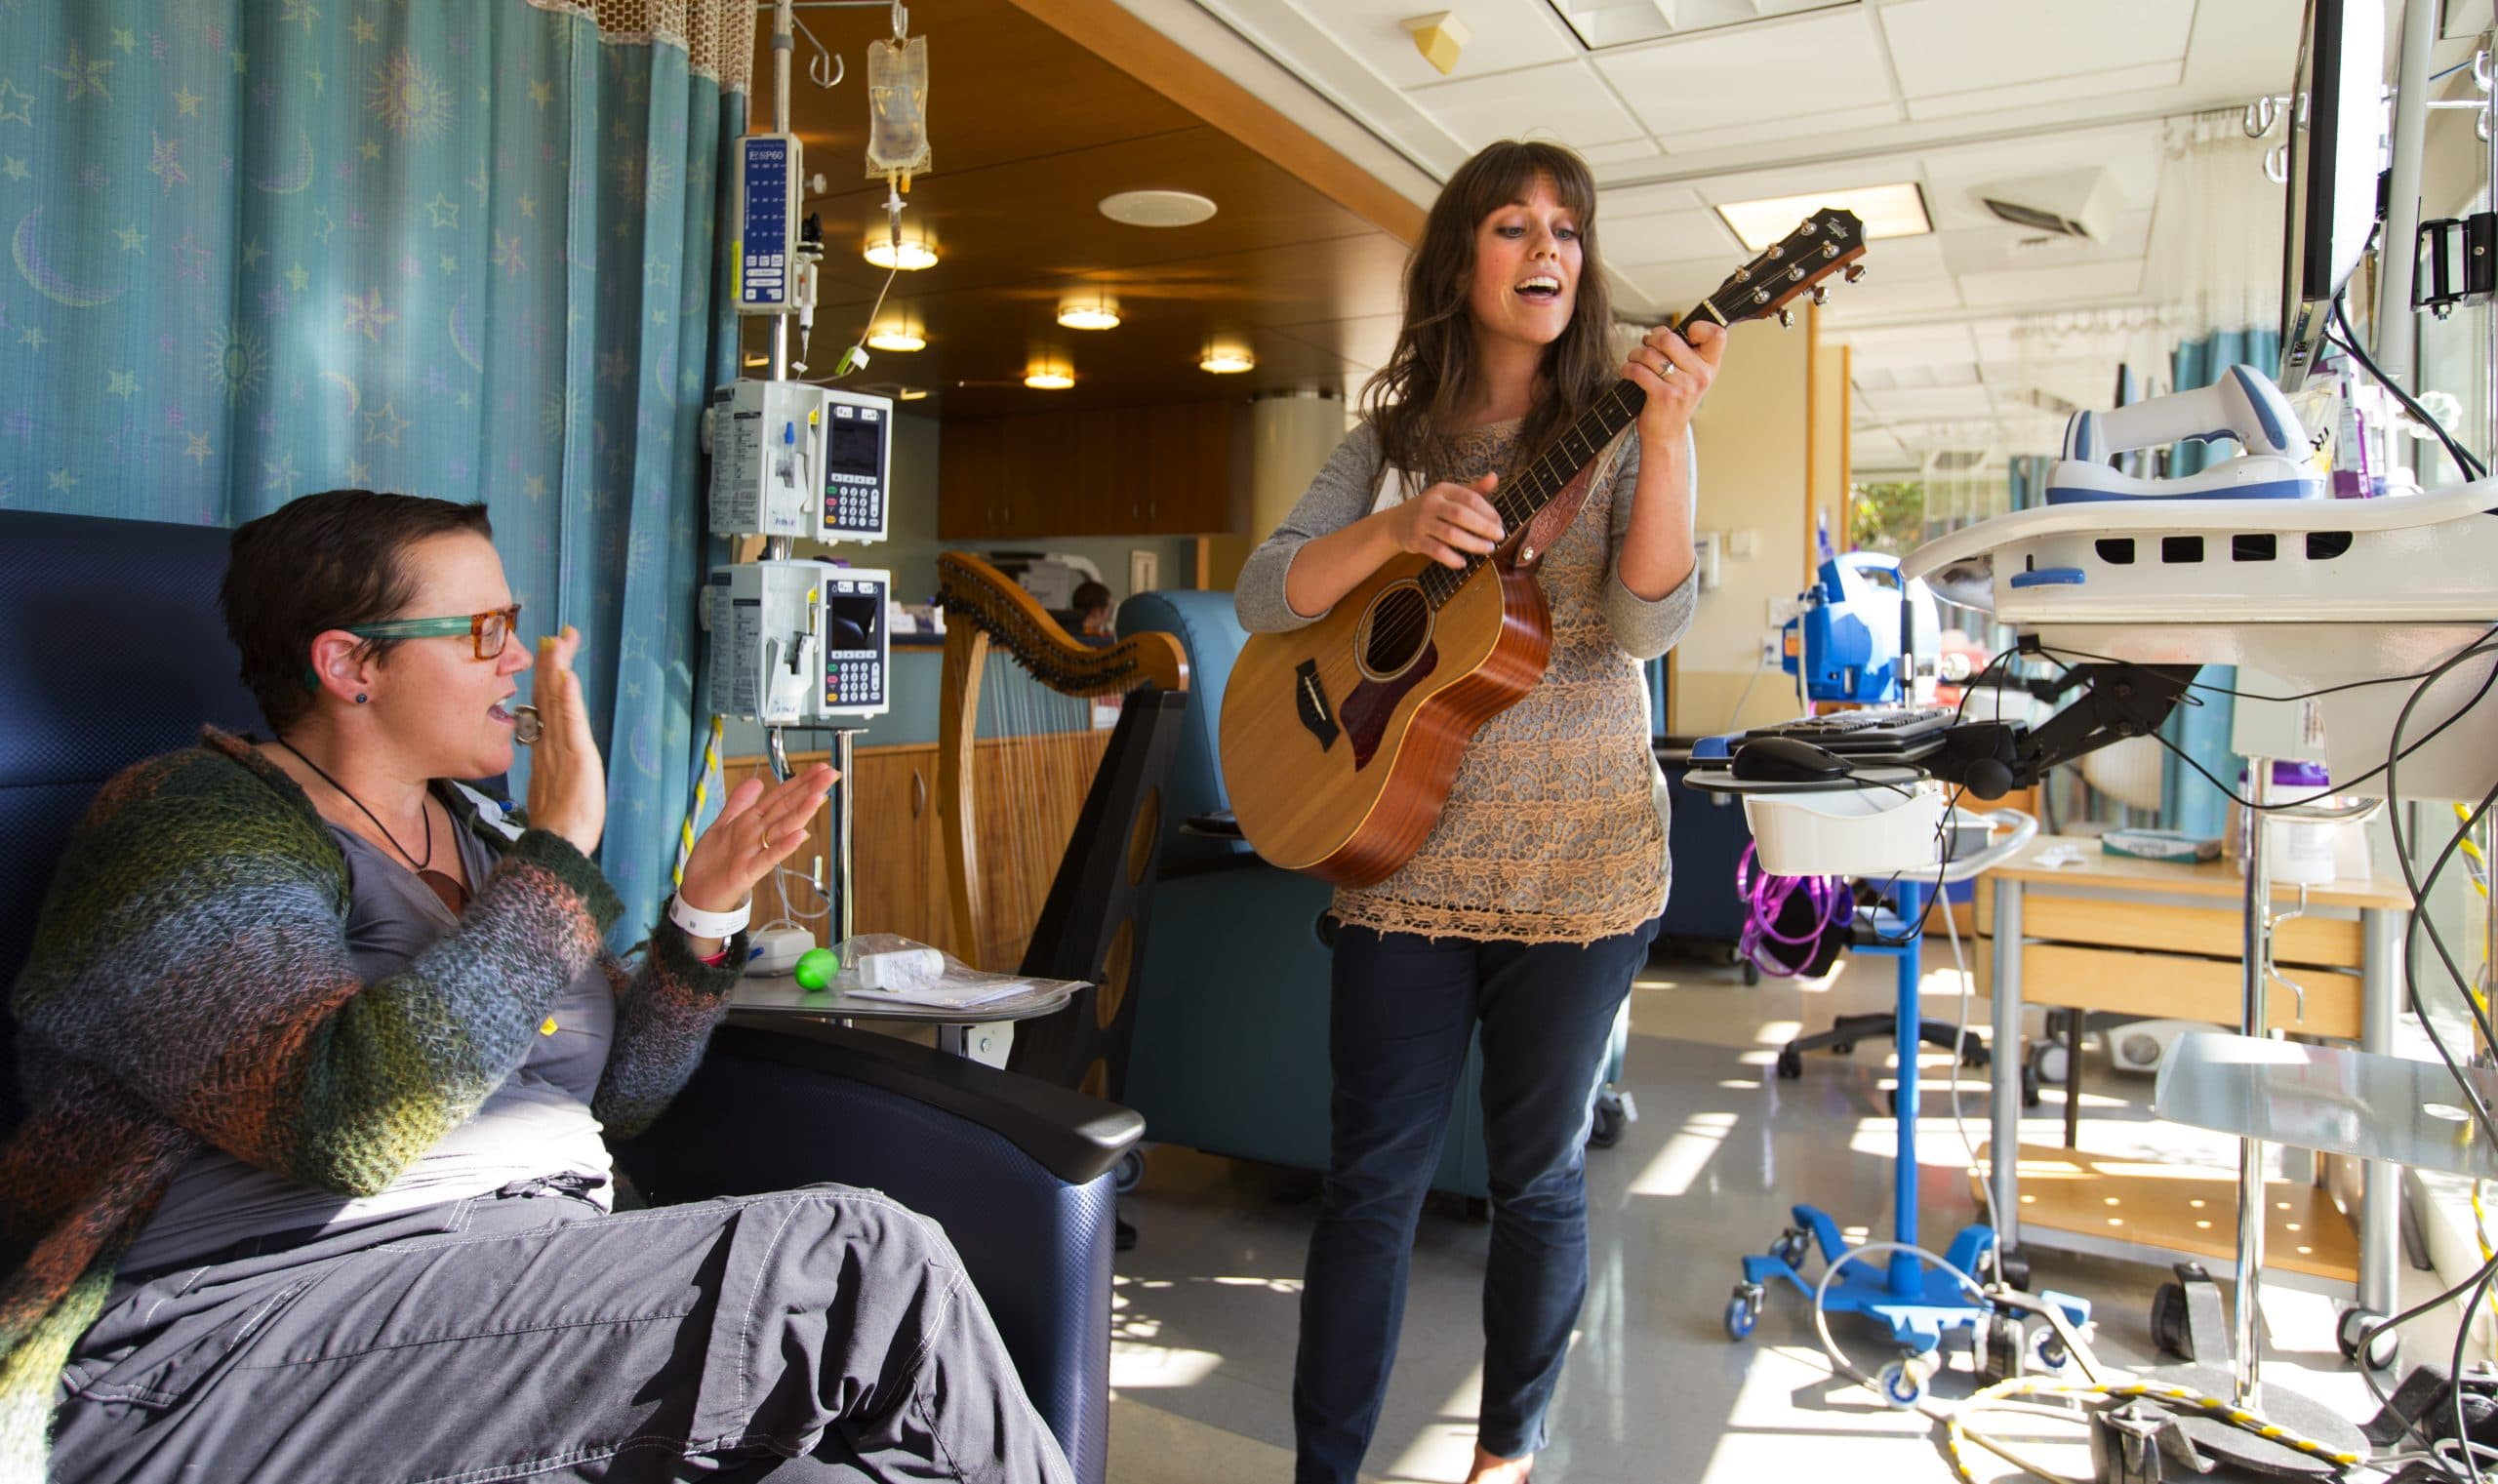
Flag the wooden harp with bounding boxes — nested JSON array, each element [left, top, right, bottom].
[[935, 552, 1189, 1099]]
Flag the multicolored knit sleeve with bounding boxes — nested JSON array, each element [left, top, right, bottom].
[[11, 747, 625, 1198], [588, 922, 747, 1138]]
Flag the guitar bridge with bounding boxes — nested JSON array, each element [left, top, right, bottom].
[[1294, 659, 1341, 751]]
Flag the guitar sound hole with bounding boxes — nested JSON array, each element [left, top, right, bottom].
[[1363, 585, 1430, 676]]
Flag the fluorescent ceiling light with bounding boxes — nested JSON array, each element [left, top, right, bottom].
[[1714, 183, 1930, 253]]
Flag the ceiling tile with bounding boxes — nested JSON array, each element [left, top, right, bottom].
[[1405, 60, 1648, 153], [1816, 272, 1965, 317], [1906, 61, 2184, 122], [1272, 0, 1583, 89], [1955, 259, 2147, 307], [1876, 0, 2195, 100], [1598, 181, 1706, 218], [1655, 101, 1908, 157], [1606, 208, 1747, 267], [1591, 9, 1899, 139], [1581, 139, 1667, 168]]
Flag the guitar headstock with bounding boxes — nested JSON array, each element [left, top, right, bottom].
[[1681, 209, 1866, 333]]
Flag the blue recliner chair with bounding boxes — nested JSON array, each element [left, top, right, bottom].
[[0, 508, 1141, 1484], [1116, 589, 1492, 1197]]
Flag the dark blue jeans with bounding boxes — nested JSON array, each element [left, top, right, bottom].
[[1293, 920, 1656, 1484]]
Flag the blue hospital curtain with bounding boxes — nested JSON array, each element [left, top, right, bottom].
[[2157, 329, 2281, 838], [0, 1, 751, 942]]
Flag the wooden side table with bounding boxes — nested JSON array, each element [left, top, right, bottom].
[[1974, 834, 2407, 1320]]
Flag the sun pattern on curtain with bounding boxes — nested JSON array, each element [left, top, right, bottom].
[[0, 0, 751, 943]]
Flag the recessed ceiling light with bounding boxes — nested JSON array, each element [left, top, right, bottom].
[[1099, 189, 1218, 228], [864, 224, 938, 270], [1058, 289, 1121, 331], [1714, 183, 1930, 253], [1025, 356, 1075, 390], [1199, 348, 1255, 374], [866, 310, 925, 352]]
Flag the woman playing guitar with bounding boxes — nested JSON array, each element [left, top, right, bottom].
[[1233, 139, 1725, 1484]]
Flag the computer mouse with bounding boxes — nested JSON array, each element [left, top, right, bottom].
[[1731, 735, 1853, 783]]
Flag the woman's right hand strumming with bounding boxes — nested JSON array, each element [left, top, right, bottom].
[[1281, 471, 1509, 619], [527, 625, 607, 857], [1386, 472, 1506, 570]]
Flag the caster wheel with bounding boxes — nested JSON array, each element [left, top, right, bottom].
[[2151, 1281, 2195, 1361], [1961, 1030, 1990, 1069], [1724, 1284, 1763, 1341], [1589, 1100, 1626, 1150], [2033, 1040, 2071, 1087], [2032, 1327, 2072, 1373], [1995, 1250, 2033, 1293], [1769, 1227, 1811, 1270], [1742, 959, 1761, 986], [1977, 1314, 2026, 1384], [1112, 1147, 1148, 1195], [1775, 1045, 1803, 1081], [2020, 1062, 2043, 1109], [1876, 1355, 1933, 1410], [2337, 1307, 2397, 1370]]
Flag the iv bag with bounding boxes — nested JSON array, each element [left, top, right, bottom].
[[866, 34, 931, 180]]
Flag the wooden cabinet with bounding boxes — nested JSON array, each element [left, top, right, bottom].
[[940, 399, 1239, 539], [844, 744, 954, 954]]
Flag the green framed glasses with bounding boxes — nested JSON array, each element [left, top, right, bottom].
[[345, 603, 524, 661]]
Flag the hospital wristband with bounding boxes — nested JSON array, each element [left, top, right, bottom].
[[668, 893, 752, 942]]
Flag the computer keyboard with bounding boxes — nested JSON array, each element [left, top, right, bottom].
[[1744, 703, 1958, 754]]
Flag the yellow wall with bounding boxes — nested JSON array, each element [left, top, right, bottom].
[[1810, 324, 1850, 582], [1673, 313, 1815, 735]]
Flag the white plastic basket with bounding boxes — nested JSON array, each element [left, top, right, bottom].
[[1742, 782, 1949, 878]]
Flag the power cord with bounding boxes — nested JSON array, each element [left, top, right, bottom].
[[2327, 291, 2485, 483]]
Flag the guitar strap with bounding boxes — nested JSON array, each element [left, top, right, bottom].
[[1511, 426, 1629, 571]]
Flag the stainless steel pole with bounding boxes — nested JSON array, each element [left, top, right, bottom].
[[769, 0, 792, 388], [2377, 0, 2438, 398], [2235, 761, 2276, 1405]]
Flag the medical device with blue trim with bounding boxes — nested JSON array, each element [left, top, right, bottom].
[[1785, 552, 1940, 702], [735, 133, 802, 315], [2043, 364, 2324, 506], [701, 560, 893, 725]]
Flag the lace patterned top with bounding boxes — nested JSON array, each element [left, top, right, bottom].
[[1234, 418, 1700, 944]]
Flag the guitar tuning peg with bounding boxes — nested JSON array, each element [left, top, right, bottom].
[[1842, 262, 1868, 284], [1810, 285, 1830, 306], [1777, 307, 1795, 329]]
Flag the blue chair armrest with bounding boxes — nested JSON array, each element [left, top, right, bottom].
[[611, 1020, 1144, 1484]]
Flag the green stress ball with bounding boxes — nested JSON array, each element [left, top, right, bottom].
[[792, 946, 840, 992]]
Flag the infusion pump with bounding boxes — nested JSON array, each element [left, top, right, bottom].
[[706, 381, 891, 543], [701, 560, 892, 725]]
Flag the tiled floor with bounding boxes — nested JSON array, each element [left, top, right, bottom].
[[1102, 947, 2415, 1483]]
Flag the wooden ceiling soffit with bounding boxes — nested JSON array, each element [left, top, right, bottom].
[[999, 0, 1426, 246]]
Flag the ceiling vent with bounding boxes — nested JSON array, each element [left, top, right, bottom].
[[1974, 168, 2119, 242], [2023, 387, 2080, 417], [1926, 449, 1987, 473]]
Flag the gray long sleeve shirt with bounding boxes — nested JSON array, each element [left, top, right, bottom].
[[1232, 418, 1699, 943]]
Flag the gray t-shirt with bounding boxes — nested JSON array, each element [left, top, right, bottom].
[[120, 799, 617, 1271]]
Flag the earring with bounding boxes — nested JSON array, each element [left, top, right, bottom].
[[354, 694, 369, 704]]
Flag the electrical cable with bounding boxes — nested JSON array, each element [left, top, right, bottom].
[[2330, 291, 2487, 481], [2035, 627, 2498, 707]]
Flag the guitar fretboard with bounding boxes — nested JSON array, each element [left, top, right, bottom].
[[1414, 379, 1645, 610]]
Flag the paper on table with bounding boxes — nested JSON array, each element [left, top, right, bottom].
[[826, 934, 1079, 1011]]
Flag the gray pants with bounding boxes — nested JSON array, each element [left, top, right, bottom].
[[52, 1183, 1074, 1483]]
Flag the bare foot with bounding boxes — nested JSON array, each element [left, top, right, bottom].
[[1464, 1444, 1532, 1484]]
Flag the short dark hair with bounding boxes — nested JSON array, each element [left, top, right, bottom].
[[222, 490, 494, 732], [1071, 580, 1111, 613]]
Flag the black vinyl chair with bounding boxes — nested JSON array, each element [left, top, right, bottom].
[[0, 508, 1140, 1484]]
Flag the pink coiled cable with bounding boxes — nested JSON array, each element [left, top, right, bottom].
[[1735, 842, 1851, 978]]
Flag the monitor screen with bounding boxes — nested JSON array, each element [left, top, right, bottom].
[[826, 414, 884, 481], [2277, 0, 2385, 391]]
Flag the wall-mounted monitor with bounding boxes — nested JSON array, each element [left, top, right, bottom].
[[2277, 0, 2387, 391]]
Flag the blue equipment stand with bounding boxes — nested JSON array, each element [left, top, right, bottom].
[[1721, 880, 2090, 1405]]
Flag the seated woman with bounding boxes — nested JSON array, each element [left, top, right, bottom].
[[0, 491, 1071, 1484]]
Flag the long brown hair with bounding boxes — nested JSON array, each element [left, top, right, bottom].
[[1362, 140, 1615, 487]]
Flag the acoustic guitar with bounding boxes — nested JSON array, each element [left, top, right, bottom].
[[1219, 210, 1868, 887]]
